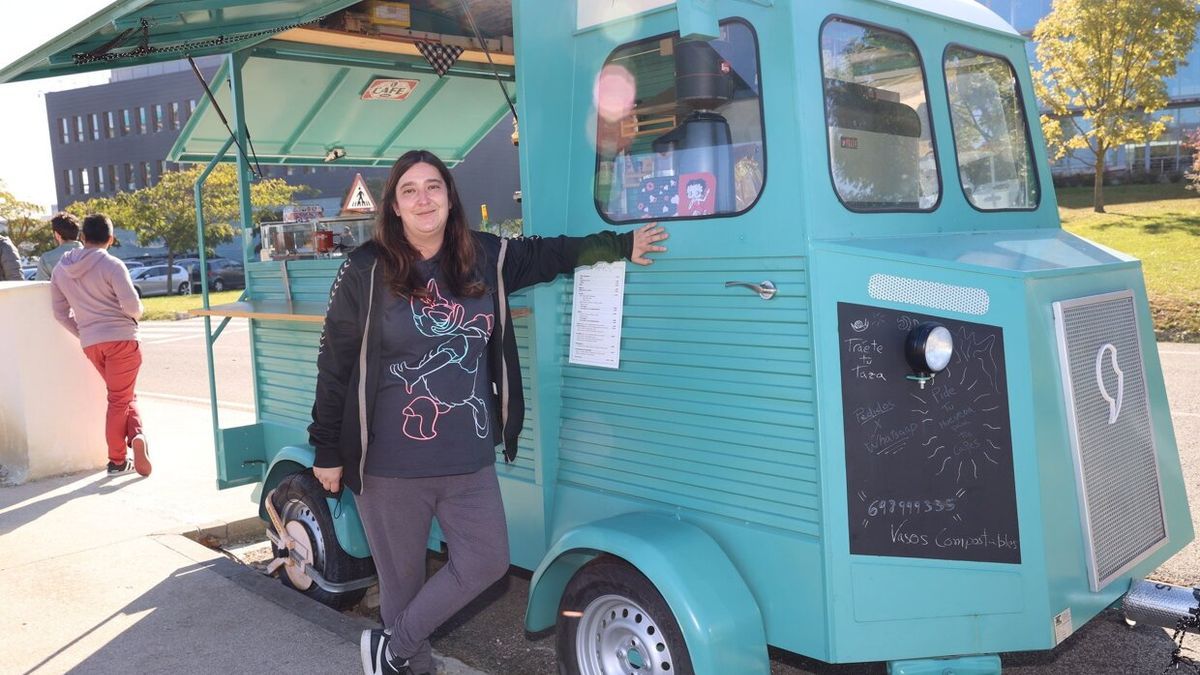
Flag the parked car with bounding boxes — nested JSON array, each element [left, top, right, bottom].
[[130, 264, 190, 297], [180, 258, 246, 291], [21, 266, 36, 280]]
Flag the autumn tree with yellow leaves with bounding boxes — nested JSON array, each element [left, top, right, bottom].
[[1034, 0, 1200, 212]]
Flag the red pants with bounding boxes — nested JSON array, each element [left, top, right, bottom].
[[83, 340, 145, 465]]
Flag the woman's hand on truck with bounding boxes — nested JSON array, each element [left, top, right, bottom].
[[313, 465, 342, 494], [631, 223, 668, 265]]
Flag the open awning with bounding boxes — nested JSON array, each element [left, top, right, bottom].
[[169, 39, 513, 167], [0, 0, 360, 83], [0, 0, 517, 167]]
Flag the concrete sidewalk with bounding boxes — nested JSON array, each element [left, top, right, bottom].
[[0, 397, 485, 675]]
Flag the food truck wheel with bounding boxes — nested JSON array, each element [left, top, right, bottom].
[[556, 556, 694, 675], [269, 472, 369, 610]]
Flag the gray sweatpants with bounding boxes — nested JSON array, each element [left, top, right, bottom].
[[357, 465, 511, 674]]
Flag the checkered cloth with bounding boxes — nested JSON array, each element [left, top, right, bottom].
[[416, 42, 465, 78]]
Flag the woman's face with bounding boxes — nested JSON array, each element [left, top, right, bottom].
[[393, 162, 450, 245]]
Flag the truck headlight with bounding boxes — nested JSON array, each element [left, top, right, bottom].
[[905, 322, 953, 375]]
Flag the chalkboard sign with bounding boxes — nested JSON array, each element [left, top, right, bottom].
[[838, 302, 1020, 564]]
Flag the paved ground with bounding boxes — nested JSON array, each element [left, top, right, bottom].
[[3, 323, 1198, 674], [0, 396, 483, 675]]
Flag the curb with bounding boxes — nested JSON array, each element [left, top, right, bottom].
[[185, 515, 266, 544], [168, 527, 489, 674]]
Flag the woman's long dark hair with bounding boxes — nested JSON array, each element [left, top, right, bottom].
[[374, 149, 485, 299]]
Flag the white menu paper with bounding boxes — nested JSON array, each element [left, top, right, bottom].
[[569, 261, 626, 369]]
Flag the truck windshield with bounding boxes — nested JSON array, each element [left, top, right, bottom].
[[944, 46, 1040, 211], [821, 19, 940, 211]]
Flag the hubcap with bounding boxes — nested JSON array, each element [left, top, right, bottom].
[[575, 594, 675, 675], [280, 499, 325, 591]]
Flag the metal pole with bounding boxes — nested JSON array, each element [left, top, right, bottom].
[[195, 134, 235, 484]]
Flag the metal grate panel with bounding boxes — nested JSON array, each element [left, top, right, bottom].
[[1054, 291, 1165, 591], [868, 274, 989, 315]]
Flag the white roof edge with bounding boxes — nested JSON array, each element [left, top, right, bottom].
[[879, 0, 1020, 36]]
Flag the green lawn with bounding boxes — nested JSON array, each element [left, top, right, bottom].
[[140, 290, 244, 321], [1056, 183, 1200, 342]]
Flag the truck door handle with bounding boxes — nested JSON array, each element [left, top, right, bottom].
[[724, 280, 777, 300]]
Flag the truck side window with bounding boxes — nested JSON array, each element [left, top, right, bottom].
[[944, 46, 1040, 211], [821, 19, 939, 211], [593, 19, 765, 223]]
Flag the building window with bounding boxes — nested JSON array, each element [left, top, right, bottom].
[[158, 160, 168, 177], [594, 20, 766, 222], [821, 18, 941, 211], [287, 166, 296, 175], [97, 166, 107, 193], [65, 169, 75, 195], [59, 118, 70, 144], [170, 102, 181, 130], [122, 109, 132, 135], [75, 116, 85, 142], [142, 162, 152, 187], [109, 164, 121, 191], [125, 163, 136, 190], [138, 106, 148, 134], [154, 104, 165, 132], [90, 113, 101, 141], [81, 168, 91, 194], [105, 111, 117, 139], [189, 98, 198, 113]]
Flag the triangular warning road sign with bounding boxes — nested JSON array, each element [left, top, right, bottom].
[[342, 173, 377, 213]]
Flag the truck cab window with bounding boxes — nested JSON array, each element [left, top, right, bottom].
[[944, 46, 1040, 211], [594, 19, 765, 223], [821, 19, 939, 211]]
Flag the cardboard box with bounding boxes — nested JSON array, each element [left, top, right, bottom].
[[367, 1, 411, 27]]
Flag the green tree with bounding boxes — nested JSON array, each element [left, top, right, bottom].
[[71, 164, 299, 293], [0, 182, 49, 256], [1034, 0, 1200, 212]]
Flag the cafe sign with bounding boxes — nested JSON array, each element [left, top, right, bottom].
[[361, 78, 420, 101]]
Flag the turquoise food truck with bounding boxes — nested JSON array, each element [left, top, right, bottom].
[[3, 0, 1194, 672]]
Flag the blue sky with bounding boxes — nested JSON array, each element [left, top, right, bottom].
[[0, 2, 111, 212]]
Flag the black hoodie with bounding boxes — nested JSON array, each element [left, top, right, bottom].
[[309, 229, 634, 494]]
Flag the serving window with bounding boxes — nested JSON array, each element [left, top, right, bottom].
[[593, 19, 765, 223], [944, 46, 1040, 211], [821, 19, 940, 211]]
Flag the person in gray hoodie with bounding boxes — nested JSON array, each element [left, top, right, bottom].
[[51, 213, 152, 477], [36, 212, 84, 281], [0, 233, 20, 280]]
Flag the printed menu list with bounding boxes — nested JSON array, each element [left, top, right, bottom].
[[569, 261, 626, 369]]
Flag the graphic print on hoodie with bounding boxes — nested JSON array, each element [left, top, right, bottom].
[[366, 262, 497, 478]]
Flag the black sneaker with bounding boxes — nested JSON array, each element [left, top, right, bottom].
[[360, 629, 410, 675], [106, 460, 134, 475]]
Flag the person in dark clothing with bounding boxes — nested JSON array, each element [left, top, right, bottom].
[[308, 150, 667, 675]]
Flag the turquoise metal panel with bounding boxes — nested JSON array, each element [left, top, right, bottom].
[[0, 0, 359, 83], [218, 423, 268, 488], [527, 511, 770, 675], [555, 257, 818, 536], [888, 655, 1001, 675]]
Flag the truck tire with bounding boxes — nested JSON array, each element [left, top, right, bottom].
[[556, 556, 694, 675], [269, 472, 373, 610]]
